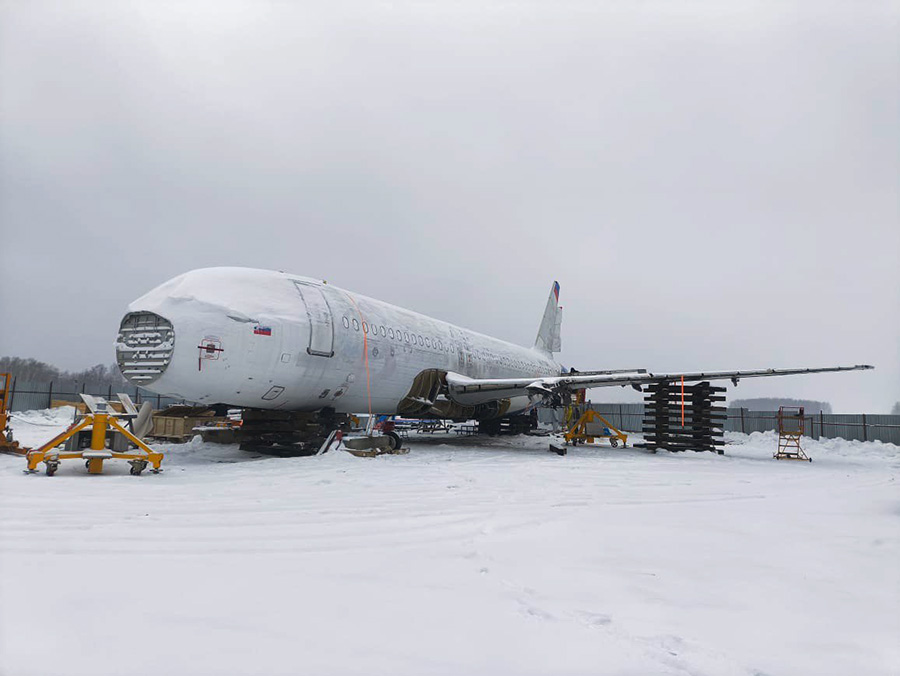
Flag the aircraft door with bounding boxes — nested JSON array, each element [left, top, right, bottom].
[[293, 281, 335, 357]]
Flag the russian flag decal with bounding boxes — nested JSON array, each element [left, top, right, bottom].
[[253, 326, 272, 336]]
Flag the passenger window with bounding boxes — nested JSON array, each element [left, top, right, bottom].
[[404, 332, 410, 343], [362, 322, 368, 333], [389, 328, 395, 339], [418, 335, 424, 346], [425, 337, 431, 348], [380, 325, 386, 337], [342, 316, 350, 329], [352, 318, 359, 331]]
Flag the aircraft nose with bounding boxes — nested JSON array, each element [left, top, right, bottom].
[[115, 311, 176, 386]]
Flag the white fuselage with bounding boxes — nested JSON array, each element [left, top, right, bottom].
[[117, 268, 562, 416]]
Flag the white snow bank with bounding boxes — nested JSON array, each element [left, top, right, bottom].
[[1, 414, 897, 676], [725, 429, 900, 464], [7, 406, 77, 447]]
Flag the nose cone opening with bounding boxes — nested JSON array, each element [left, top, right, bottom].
[[116, 311, 175, 385]]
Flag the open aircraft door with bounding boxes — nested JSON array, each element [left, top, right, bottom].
[[293, 281, 335, 357]]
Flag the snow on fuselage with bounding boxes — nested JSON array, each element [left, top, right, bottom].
[[116, 267, 562, 414]]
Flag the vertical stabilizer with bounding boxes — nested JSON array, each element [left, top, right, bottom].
[[534, 281, 562, 354]]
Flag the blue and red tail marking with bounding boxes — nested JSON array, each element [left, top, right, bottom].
[[552, 281, 560, 301]]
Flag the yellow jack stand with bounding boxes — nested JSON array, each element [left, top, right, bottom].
[[26, 395, 163, 476], [564, 409, 628, 448], [0, 372, 24, 456]]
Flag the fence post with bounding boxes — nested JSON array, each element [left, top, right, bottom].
[[740, 407, 745, 434], [619, 404, 624, 431], [862, 413, 867, 442], [47, 381, 53, 408], [157, 393, 161, 410], [108, 384, 112, 400], [10, 376, 16, 412], [820, 410, 825, 440]]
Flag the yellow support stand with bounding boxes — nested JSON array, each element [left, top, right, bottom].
[[774, 405, 812, 462], [26, 397, 163, 476], [564, 408, 628, 448], [0, 372, 24, 455]]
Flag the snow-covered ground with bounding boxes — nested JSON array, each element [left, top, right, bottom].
[[1, 410, 897, 676]]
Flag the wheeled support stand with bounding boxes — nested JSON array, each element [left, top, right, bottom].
[[26, 395, 163, 476], [564, 409, 628, 448]]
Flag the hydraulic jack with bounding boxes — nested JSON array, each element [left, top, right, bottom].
[[26, 394, 163, 476]]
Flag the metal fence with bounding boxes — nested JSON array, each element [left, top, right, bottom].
[[6, 378, 191, 412], [538, 404, 900, 445]]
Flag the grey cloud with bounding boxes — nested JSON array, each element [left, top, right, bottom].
[[1, 0, 897, 411]]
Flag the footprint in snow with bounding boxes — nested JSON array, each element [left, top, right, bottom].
[[518, 601, 554, 621], [577, 611, 612, 628]]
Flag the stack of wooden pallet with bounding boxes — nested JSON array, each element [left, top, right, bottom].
[[637, 381, 726, 454]]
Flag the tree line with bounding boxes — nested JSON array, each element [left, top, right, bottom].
[[724, 397, 834, 414], [0, 357, 128, 391]]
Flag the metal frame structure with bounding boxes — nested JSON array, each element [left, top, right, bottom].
[[26, 394, 164, 475], [0, 373, 23, 454], [564, 408, 628, 448], [775, 406, 811, 462]]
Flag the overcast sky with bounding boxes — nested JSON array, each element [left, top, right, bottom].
[[1, 0, 897, 412]]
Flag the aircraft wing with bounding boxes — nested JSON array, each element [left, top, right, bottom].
[[445, 364, 874, 406]]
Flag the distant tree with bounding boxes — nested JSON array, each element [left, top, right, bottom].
[[0, 357, 60, 381], [892, 402, 900, 415], [731, 397, 832, 414], [0, 357, 127, 392]]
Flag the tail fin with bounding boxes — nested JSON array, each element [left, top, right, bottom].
[[534, 281, 562, 354]]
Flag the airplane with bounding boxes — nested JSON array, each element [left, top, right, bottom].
[[115, 267, 872, 449]]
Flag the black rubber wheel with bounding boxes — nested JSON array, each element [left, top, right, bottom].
[[385, 431, 402, 450], [130, 465, 143, 476], [609, 438, 619, 448], [45, 464, 57, 476]]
